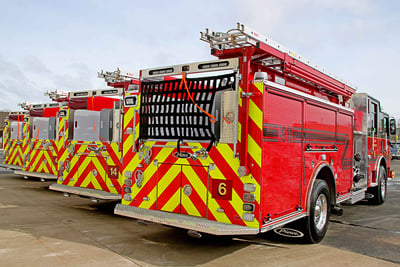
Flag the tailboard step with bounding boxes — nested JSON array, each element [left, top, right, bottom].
[[114, 204, 259, 236], [49, 183, 121, 200], [0, 163, 23, 170], [14, 170, 57, 180]]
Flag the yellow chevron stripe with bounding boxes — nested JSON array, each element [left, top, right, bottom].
[[91, 157, 106, 190], [124, 108, 134, 129], [156, 163, 181, 199], [238, 86, 243, 107], [248, 135, 261, 167], [181, 166, 204, 217], [79, 171, 92, 188], [123, 134, 134, 154], [161, 189, 180, 212], [181, 193, 201, 217], [254, 82, 263, 94], [249, 99, 262, 130]]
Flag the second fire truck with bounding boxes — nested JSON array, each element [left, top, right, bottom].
[[49, 69, 139, 201]]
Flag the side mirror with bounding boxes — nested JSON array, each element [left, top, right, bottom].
[[390, 119, 396, 135]]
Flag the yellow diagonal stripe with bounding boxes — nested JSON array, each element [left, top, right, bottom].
[[161, 189, 180, 212], [248, 135, 261, 167], [249, 99, 262, 130]]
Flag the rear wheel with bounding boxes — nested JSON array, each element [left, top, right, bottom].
[[304, 179, 331, 243], [368, 165, 387, 205]]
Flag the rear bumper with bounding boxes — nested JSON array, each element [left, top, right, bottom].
[[0, 163, 23, 170], [49, 183, 121, 200], [114, 204, 259, 236], [14, 170, 57, 180]]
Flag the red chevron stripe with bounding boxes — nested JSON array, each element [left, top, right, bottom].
[[75, 160, 93, 187], [182, 160, 244, 226], [132, 152, 177, 207], [156, 174, 181, 212], [181, 172, 206, 217]]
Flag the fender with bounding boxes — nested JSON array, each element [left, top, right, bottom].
[[305, 162, 336, 215], [371, 154, 386, 187]]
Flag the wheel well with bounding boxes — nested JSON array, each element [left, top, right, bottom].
[[316, 166, 336, 206], [380, 158, 387, 171]]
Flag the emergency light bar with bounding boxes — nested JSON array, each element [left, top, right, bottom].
[[69, 88, 123, 99], [30, 102, 68, 110], [141, 58, 239, 79]]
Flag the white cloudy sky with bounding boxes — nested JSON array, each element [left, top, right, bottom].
[[1, 0, 399, 119]]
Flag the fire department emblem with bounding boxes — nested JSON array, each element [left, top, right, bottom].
[[183, 184, 192, 196]]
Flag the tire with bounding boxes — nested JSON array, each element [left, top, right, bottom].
[[368, 166, 387, 205], [304, 179, 331, 243]]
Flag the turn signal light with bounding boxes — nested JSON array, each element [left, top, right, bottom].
[[123, 187, 132, 194], [243, 203, 255, 212], [243, 183, 256, 192], [243, 213, 255, 222], [243, 193, 255, 202]]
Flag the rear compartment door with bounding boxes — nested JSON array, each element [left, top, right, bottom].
[[77, 153, 107, 191], [156, 163, 209, 218]]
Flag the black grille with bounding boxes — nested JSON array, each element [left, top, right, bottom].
[[140, 73, 235, 141]]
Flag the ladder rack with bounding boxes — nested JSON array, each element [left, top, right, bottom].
[[45, 90, 69, 102], [18, 101, 32, 110], [98, 68, 137, 83], [201, 23, 356, 101]]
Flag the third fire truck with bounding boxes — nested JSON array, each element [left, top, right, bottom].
[[49, 69, 139, 201], [114, 23, 396, 243], [14, 101, 68, 181]]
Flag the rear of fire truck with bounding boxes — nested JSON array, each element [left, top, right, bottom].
[[50, 88, 126, 201], [1, 111, 28, 170], [115, 23, 395, 243], [14, 102, 67, 181], [116, 58, 263, 235]]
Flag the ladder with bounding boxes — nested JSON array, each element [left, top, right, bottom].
[[18, 101, 32, 110], [200, 23, 356, 101], [98, 68, 136, 83], [45, 90, 69, 102]]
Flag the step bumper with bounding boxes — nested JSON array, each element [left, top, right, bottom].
[[114, 204, 259, 236]]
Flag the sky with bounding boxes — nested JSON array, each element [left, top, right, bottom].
[[0, 0, 399, 120]]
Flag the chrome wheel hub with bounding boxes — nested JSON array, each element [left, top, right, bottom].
[[381, 174, 386, 199], [314, 194, 328, 231]]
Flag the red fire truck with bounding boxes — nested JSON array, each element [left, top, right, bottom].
[[14, 101, 68, 181], [1, 111, 29, 170], [49, 69, 139, 201], [113, 23, 396, 243]]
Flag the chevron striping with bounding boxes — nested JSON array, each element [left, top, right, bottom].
[[160, 187, 181, 213], [249, 99, 263, 130]]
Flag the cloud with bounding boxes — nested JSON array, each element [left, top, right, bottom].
[[0, 55, 43, 109], [0, 55, 105, 110], [22, 55, 51, 74]]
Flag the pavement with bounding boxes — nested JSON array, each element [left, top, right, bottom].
[[0, 160, 399, 266]]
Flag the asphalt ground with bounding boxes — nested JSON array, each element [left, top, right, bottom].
[[0, 154, 399, 266]]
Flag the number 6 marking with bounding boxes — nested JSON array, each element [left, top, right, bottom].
[[218, 182, 227, 196], [212, 179, 232, 200]]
